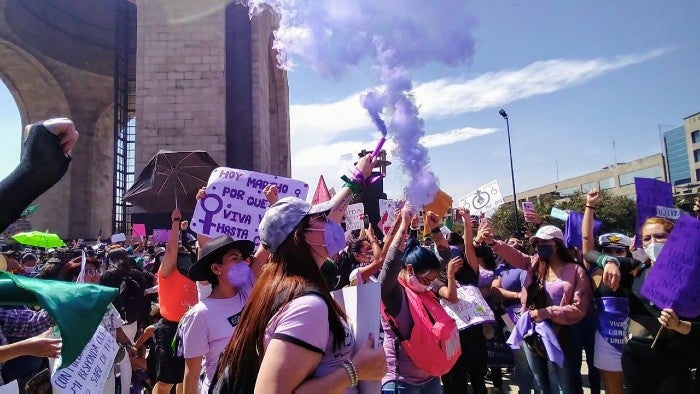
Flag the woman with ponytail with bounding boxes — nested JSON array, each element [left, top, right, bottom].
[[211, 154, 385, 393]]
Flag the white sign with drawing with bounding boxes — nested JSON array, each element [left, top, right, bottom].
[[458, 180, 504, 216], [345, 203, 365, 231], [378, 199, 401, 235], [191, 167, 309, 245], [440, 285, 495, 330]]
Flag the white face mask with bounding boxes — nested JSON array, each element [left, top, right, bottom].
[[643, 242, 664, 263]]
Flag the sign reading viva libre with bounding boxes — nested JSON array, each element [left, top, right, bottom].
[[191, 168, 309, 244]]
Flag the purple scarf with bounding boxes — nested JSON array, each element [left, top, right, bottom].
[[507, 313, 564, 367]]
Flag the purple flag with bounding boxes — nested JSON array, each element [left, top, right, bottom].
[[634, 178, 673, 247], [641, 215, 700, 317], [564, 211, 602, 249]]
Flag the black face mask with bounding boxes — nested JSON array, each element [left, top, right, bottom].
[[536, 244, 554, 261]]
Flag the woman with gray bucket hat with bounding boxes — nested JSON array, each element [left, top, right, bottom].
[[211, 153, 386, 393]]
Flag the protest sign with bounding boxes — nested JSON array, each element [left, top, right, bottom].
[[152, 229, 171, 244], [131, 223, 146, 238], [641, 215, 700, 317], [51, 325, 119, 394], [550, 207, 569, 222], [378, 199, 400, 235], [656, 206, 682, 221], [440, 285, 495, 330], [635, 178, 673, 247], [332, 282, 381, 393], [458, 180, 504, 216], [345, 203, 365, 231], [191, 167, 309, 244]]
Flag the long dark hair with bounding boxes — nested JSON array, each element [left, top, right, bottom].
[[215, 215, 347, 390]]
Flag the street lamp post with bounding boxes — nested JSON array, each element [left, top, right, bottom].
[[499, 108, 521, 236]]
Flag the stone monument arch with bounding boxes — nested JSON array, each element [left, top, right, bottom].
[[0, 0, 290, 239]]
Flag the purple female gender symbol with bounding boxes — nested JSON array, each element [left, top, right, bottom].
[[196, 194, 223, 235]]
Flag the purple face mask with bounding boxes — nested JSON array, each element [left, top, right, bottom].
[[307, 221, 347, 257], [226, 262, 252, 290]]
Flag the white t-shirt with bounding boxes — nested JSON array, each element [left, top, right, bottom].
[[180, 293, 247, 392]]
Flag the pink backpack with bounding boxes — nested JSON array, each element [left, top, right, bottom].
[[382, 279, 461, 377]]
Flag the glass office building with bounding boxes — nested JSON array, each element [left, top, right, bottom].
[[663, 125, 691, 185]]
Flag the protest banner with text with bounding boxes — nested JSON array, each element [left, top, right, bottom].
[[641, 215, 700, 318], [51, 325, 119, 394], [345, 203, 365, 231], [191, 167, 309, 244], [378, 199, 401, 235], [440, 285, 496, 330], [634, 177, 673, 247]]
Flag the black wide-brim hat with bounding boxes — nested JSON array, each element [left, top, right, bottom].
[[187, 235, 255, 281]]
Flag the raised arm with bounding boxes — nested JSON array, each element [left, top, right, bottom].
[[582, 189, 601, 257], [457, 208, 480, 274], [327, 154, 374, 224], [378, 206, 411, 308], [356, 225, 383, 283], [161, 208, 181, 278]]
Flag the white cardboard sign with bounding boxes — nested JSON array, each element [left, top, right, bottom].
[[331, 282, 381, 393], [458, 180, 504, 216], [377, 199, 400, 235], [51, 325, 119, 394], [440, 285, 496, 330], [191, 167, 309, 244], [345, 203, 365, 231]]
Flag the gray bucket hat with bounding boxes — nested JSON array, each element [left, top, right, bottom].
[[259, 197, 335, 252]]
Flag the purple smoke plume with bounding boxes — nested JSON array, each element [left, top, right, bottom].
[[241, 0, 478, 206]]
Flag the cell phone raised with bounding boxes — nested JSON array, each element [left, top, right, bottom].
[[521, 201, 535, 222]]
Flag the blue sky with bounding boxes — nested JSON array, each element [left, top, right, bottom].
[[1, 0, 699, 205]]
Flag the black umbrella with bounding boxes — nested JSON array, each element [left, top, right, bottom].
[[124, 150, 218, 214]]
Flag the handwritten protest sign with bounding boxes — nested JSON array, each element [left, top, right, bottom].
[[378, 199, 400, 235], [635, 178, 673, 247], [51, 325, 119, 394], [641, 215, 700, 317], [458, 180, 504, 216], [191, 167, 309, 244], [656, 206, 682, 221], [332, 282, 381, 393], [152, 229, 171, 244], [345, 203, 365, 231], [131, 223, 146, 238], [440, 285, 495, 330]]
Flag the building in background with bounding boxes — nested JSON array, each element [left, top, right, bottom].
[[663, 125, 692, 186], [684, 112, 700, 186], [504, 154, 666, 204]]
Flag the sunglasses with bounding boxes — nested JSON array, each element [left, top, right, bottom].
[[641, 233, 668, 243]]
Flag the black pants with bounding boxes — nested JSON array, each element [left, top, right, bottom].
[[441, 325, 487, 394], [622, 338, 692, 393]]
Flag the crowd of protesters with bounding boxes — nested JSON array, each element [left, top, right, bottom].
[[1, 118, 700, 394]]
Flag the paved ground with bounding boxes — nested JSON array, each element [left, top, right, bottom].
[[483, 351, 602, 393]]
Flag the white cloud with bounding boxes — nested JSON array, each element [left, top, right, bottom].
[[290, 47, 672, 139]]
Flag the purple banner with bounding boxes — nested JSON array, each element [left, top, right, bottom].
[[634, 177, 673, 248], [641, 215, 700, 317], [152, 229, 171, 244], [565, 210, 602, 249], [595, 297, 629, 352]]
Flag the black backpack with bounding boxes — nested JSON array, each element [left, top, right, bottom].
[[116, 274, 147, 324]]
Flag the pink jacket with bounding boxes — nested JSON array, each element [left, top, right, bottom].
[[491, 240, 591, 325]]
